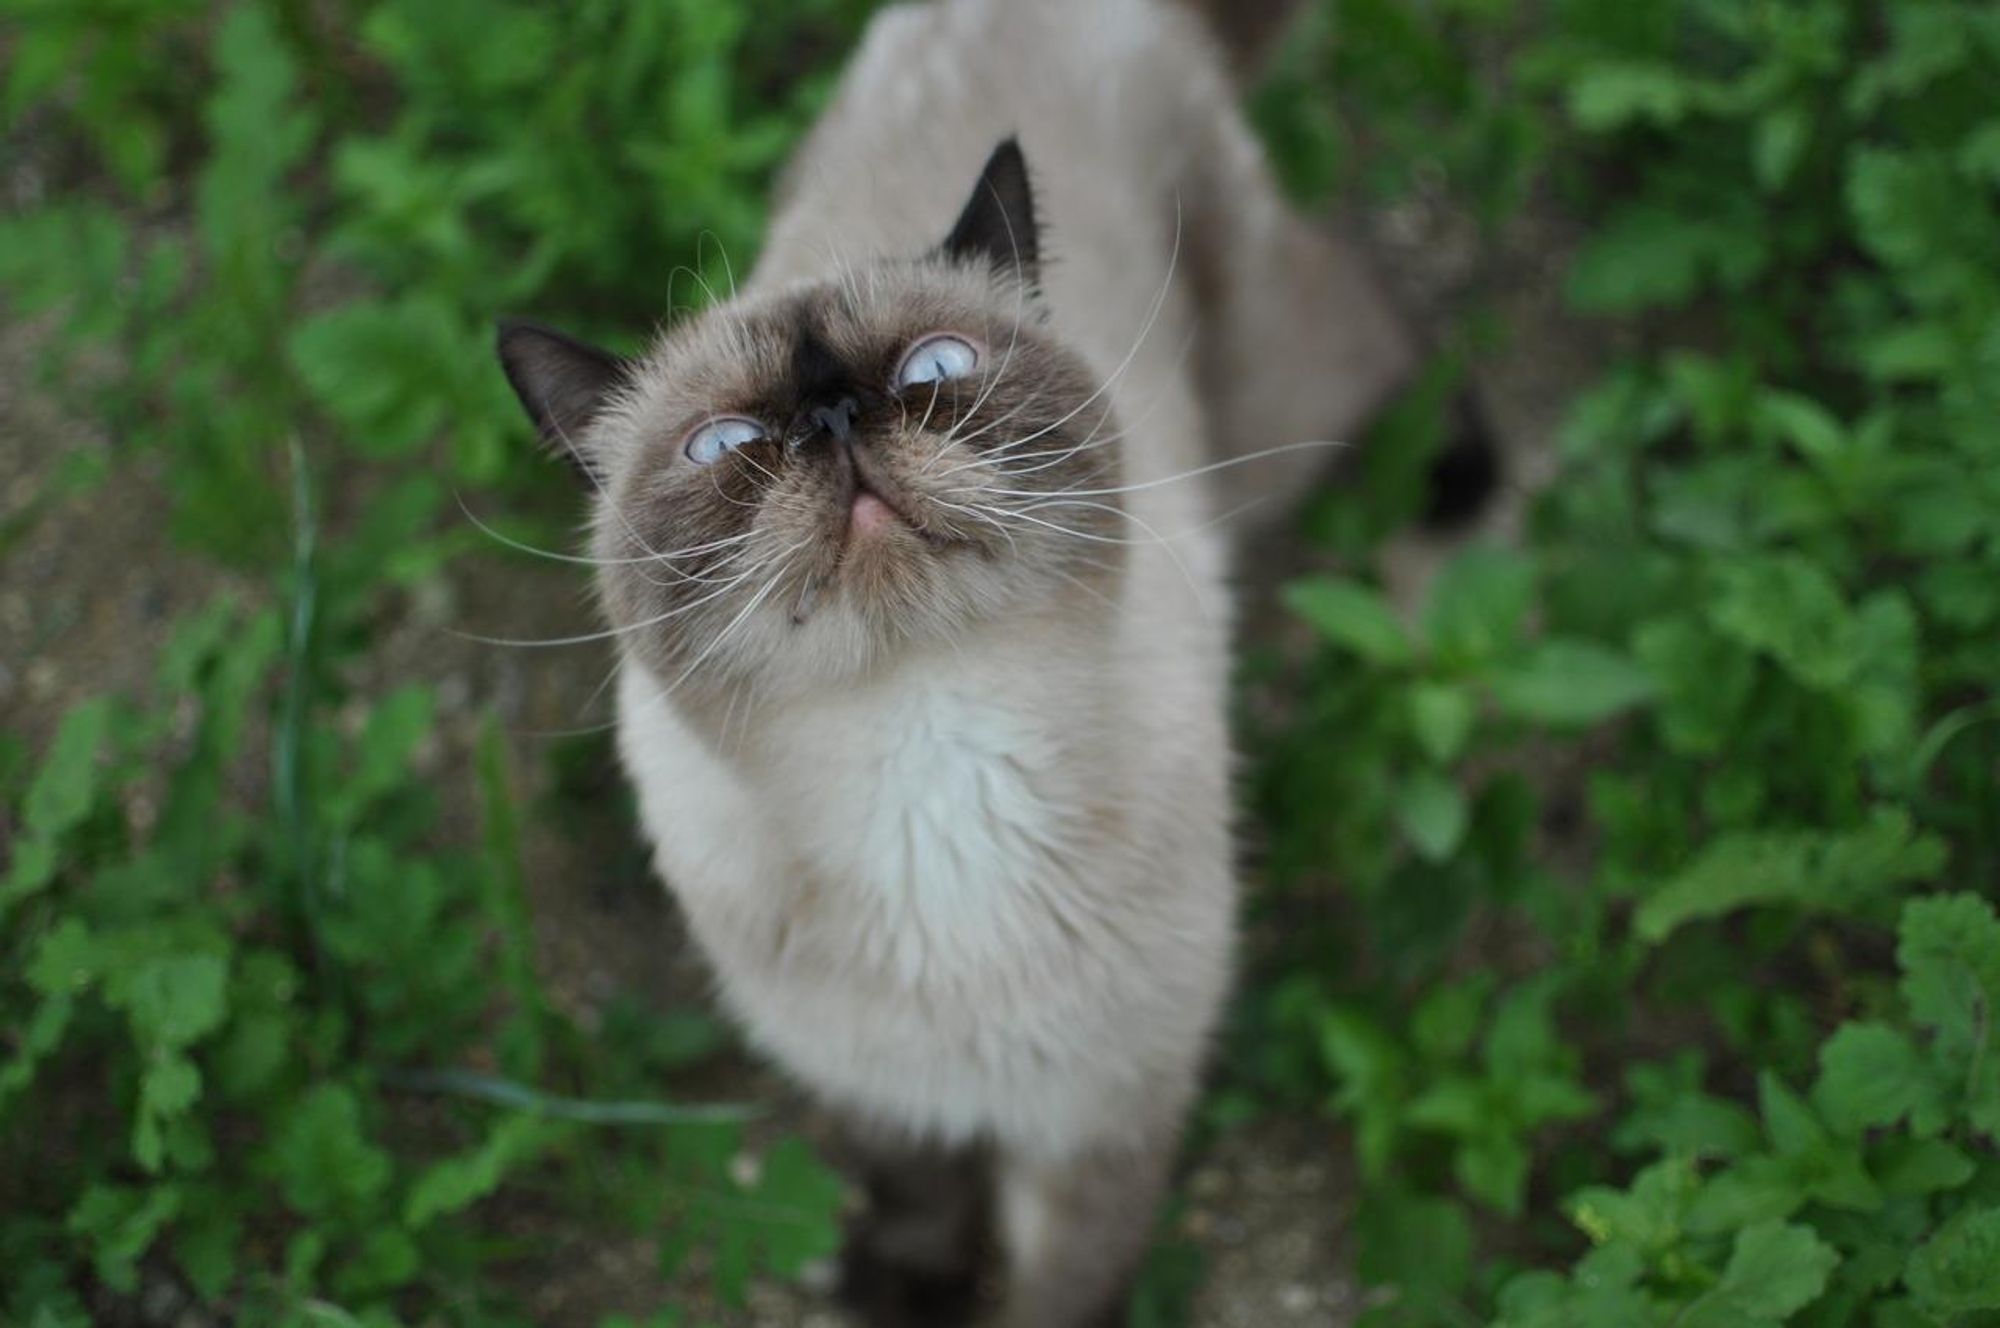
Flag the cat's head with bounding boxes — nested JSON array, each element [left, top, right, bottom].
[[497, 139, 1122, 696]]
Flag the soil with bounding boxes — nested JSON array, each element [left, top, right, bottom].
[[0, 158, 1600, 1324]]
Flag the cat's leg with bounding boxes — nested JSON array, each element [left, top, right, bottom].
[[836, 1123, 990, 1328], [993, 1135, 1175, 1328]]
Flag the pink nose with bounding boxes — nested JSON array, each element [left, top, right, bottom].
[[851, 490, 899, 536]]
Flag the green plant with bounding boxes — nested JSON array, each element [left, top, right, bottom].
[[1245, 0, 2000, 1323], [0, 492, 844, 1323], [2, 0, 873, 1319]]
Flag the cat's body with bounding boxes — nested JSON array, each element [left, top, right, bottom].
[[498, 1, 1418, 1322], [625, 0, 1241, 1146]]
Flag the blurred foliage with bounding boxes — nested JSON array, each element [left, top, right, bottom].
[[3, 0, 1999, 1324], [0, 0, 872, 1322], [1241, 0, 2000, 1324]]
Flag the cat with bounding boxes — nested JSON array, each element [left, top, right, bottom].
[[494, 0, 1434, 1323]]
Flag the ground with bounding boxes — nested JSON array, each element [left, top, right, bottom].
[[0, 167, 1597, 1324]]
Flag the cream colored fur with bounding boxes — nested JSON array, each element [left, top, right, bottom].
[[612, 1, 1412, 1322]]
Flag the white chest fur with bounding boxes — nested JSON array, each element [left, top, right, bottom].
[[619, 652, 1087, 950], [616, 652, 1170, 1146], [615, 566, 1237, 1152]]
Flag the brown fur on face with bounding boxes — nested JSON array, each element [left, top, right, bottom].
[[582, 258, 1124, 699]]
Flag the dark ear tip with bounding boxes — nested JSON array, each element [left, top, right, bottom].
[[941, 134, 1041, 278], [494, 317, 529, 364], [494, 316, 545, 355], [987, 136, 1030, 183]]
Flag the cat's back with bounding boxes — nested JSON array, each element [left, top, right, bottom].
[[760, 0, 1226, 274]]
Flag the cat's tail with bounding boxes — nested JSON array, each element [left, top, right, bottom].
[[1170, 0, 1503, 533]]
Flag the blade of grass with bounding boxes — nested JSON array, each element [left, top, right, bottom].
[[383, 1066, 761, 1126]]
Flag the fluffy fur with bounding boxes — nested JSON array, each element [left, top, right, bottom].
[[497, 1, 1418, 1322]]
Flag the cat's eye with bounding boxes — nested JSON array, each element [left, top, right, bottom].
[[895, 334, 980, 390], [684, 416, 766, 465]]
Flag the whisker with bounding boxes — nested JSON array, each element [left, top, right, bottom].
[[921, 211, 1035, 470], [657, 550, 801, 696], [981, 439, 1353, 501], [457, 493, 649, 569], [966, 197, 1184, 467], [460, 539, 805, 648]]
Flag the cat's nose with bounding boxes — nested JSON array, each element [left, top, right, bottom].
[[807, 395, 860, 443]]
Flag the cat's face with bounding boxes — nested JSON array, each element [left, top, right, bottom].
[[497, 141, 1123, 695]]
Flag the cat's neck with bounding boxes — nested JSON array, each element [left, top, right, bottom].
[[644, 600, 1116, 768]]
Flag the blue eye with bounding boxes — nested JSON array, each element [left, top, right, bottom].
[[684, 416, 766, 465], [896, 334, 980, 390]]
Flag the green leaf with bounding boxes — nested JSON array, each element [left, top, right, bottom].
[[741, 1137, 844, 1278], [134, 1055, 203, 1172], [1758, 390, 1846, 462], [332, 685, 435, 824], [1569, 205, 1767, 314], [1407, 1075, 1492, 1136], [124, 954, 230, 1050], [336, 1228, 421, 1297], [1615, 1056, 1761, 1161], [1407, 682, 1476, 762], [264, 1084, 392, 1218], [66, 1184, 182, 1294], [1488, 640, 1656, 727], [1317, 1008, 1407, 1177], [1813, 1022, 1938, 1136], [1873, 1137, 1974, 1197], [1847, 147, 2000, 303], [1708, 555, 1859, 690], [0, 993, 75, 1109], [1283, 578, 1413, 666], [1906, 1205, 2000, 1315], [1397, 770, 1469, 861], [1686, 1156, 1805, 1234], [1568, 1158, 1700, 1254], [1565, 61, 1693, 131], [174, 1197, 242, 1300], [405, 1113, 560, 1228], [1752, 105, 1809, 191], [1898, 893, 2000, 1053], [1354, 1190, 1473, 1300], [1423, 547, 1536, 665], [1633, 617, 1756, 756], [1635, 811, 1942, 943], [2, 698, 114, 914], [1678, 1221, 1838, 1327], [1960, 119, 2000, 183], [1411, 977, 1491, 1063], [1760, 1073, 1827, 1157], [1457, 1133, 1531, 1215], [289, 301, 453, 455]]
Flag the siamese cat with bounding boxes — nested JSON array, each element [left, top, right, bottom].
[[496, 0, 1463, 1322]]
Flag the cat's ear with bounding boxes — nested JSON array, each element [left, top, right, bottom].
[[941, 137, 1040, 284], [495, 318, 629, 479]]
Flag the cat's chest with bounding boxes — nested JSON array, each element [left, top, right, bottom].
[[623, 665, 1082, 974], [791, 682, 1067, 904]]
